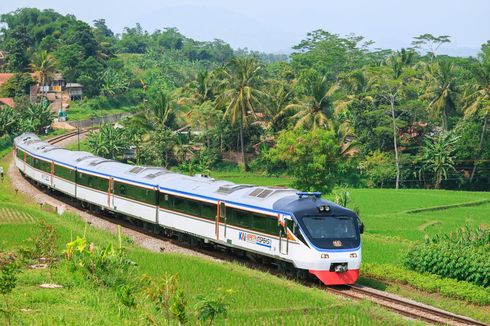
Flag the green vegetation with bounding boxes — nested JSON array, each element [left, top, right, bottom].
[[66, 101, 136, 121], [405, 226, 489, 287], [0, 155, 414, 325]]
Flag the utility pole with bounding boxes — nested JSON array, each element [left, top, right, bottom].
[[77, 126, 80, 151]]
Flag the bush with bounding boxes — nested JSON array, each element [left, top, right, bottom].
[[404, 226, 490, 287]]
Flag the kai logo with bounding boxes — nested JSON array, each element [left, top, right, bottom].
[[238, 232, 271, 249], [332, 240, 343, 247]]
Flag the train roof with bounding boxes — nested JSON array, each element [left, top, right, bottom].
[[14, 133, 300, 212]]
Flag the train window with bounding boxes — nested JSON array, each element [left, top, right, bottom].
[[202, 203, 216, 220], [173, 196, 187, 212], [187, 200, 201, 216], [114, 182, 156, 205], [16, 149, 24, 160], [232, 209, 253, 229], [160, 193, 172, 209], [54, 165, 75, 182], [252, 214, 278, 235]]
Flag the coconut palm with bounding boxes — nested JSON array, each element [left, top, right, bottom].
[[261, 80, 295, 133], [419, 132, 459, 189], [287, 74, 338, 131], [423, 61, 458, 130], [132, 90, 177, 132], [217, 56, 264, 171], [29, 50, 56, 95], [463, 58, 490, 180]]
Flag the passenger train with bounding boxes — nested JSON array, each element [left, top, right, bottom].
[[13, 133, 363, 285]]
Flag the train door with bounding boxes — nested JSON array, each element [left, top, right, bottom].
[[217, 201, 226, 240], [279, 214, 290, 255], [107, 177, 114, 209]]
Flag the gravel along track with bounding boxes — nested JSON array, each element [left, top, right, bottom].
[[326, 285, 488, 326], [9, 133, 489, 325]]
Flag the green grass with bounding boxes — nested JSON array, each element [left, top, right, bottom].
[[0, 155, 417, 325], [66, 103, 136, 121]]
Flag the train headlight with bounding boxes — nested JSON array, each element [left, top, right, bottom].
[[318, 205, 331, 213], [349, 253, 358, 258], [321, 254, 329, 259]]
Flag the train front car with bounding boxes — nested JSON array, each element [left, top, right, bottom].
[[274, 192, 363, 285]]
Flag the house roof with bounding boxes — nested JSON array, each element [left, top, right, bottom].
[[0, 98, 15, 108], [0, 73, 15, 86]]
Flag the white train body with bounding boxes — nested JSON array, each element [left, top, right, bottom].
[[14, 133, 362, 285]]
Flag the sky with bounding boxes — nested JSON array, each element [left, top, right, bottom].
[[1, 0, 489, 56]]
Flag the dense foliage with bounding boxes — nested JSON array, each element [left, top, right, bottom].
[[405, 226, 490, 287], [2, 7, 490, 191]]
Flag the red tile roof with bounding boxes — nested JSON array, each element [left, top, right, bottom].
[[0, 73, 15, 87], [0, 98, 15, 108]]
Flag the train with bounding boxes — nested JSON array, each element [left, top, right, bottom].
[[13, 133, 363, 285]]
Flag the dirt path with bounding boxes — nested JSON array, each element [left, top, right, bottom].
[[7, 137, 217, 261]]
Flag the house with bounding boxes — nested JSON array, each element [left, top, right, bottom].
[[39, 73, 65, 93], [65, 83, 83, 100]]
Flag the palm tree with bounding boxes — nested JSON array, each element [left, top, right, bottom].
[[419, 132, 459, 189], [423, 61, 458, 130], [218, 56, 264, 171], [29, 51, 56, 96], [287, 74, 338, 131], [132, 90, 177, 132], [262, 80, 295, 133], [463, 58, 490, 181]]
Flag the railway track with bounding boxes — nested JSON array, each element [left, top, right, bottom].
[[326, 285, 488, 326], [17, 135, 490, 326], [47, 128, 93, 145]]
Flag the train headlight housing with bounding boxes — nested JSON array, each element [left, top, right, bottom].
[[321, 254, 330, 259], [318, 205, 330, 213], [349, 253, 358, 258]]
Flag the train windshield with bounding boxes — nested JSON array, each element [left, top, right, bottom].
[[300, 215, 359, 249]]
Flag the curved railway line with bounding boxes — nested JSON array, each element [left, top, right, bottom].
[[46, 128, 92, 145], [15, 133, 486, 326]]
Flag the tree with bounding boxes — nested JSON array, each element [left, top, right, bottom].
[[29, 50, 57, 95], [218, 56, 264, 171], [267, 128, 340, 193], [423, 60, 459, 130], [100, 68, 130, 97], [0, 106, 20, 137], [0, 73, 35, 98], [370, 50, 419, 189], [419, 132, 459, 189], [287, 73, 338, 131], [20, 101, 55, 134], [411, 34, 451, 61], [3, 25, 30, 71], [87, 124, 128, 159], [463, 52, 490, 181]]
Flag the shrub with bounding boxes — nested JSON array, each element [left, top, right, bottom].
[[404, 226, 490, 287]]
